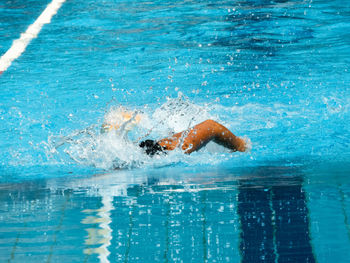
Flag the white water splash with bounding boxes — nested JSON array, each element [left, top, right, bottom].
[[152, 93, 212, 134], [45, 95, 220, 170]]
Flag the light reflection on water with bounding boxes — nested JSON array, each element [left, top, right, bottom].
[[82, 194, 114, 263], [1, 165, 349, 262]]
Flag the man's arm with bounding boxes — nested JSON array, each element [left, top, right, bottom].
[[157, 119, 247, 154]]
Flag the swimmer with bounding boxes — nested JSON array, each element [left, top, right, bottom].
[[102, 107, 247, 156]]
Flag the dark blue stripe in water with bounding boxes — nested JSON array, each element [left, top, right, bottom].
[[272, 183, 315, 263], [238, 186, 276, 262], [238, 168, 315, 263]]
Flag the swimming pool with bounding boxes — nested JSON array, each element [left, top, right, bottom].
[[0, 0, 349, 262]]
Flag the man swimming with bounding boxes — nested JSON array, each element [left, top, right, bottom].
[[101, 107, 248, 156], [140, 119, 247, 156]]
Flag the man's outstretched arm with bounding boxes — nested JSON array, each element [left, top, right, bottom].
[[158, 119, 247, 154]]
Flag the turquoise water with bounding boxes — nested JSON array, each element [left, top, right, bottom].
[[0, 0, 349, 262]]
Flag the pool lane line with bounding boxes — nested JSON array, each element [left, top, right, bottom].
[[338, 186, 350, 242], [201, 191, 208, 263], [46, 193, 70, 263], [7, 231, 21, 263], [0, 0, 66, 74]]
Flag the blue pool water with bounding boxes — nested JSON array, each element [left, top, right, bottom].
[[0, 0, 349, 262]]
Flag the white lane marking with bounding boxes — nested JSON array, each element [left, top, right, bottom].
[[0, 0, 66, 74]]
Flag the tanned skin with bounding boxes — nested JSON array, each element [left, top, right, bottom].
[[157, 119, 247, 154]]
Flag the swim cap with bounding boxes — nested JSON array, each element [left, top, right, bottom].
[[101, 107, 141, 133]]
